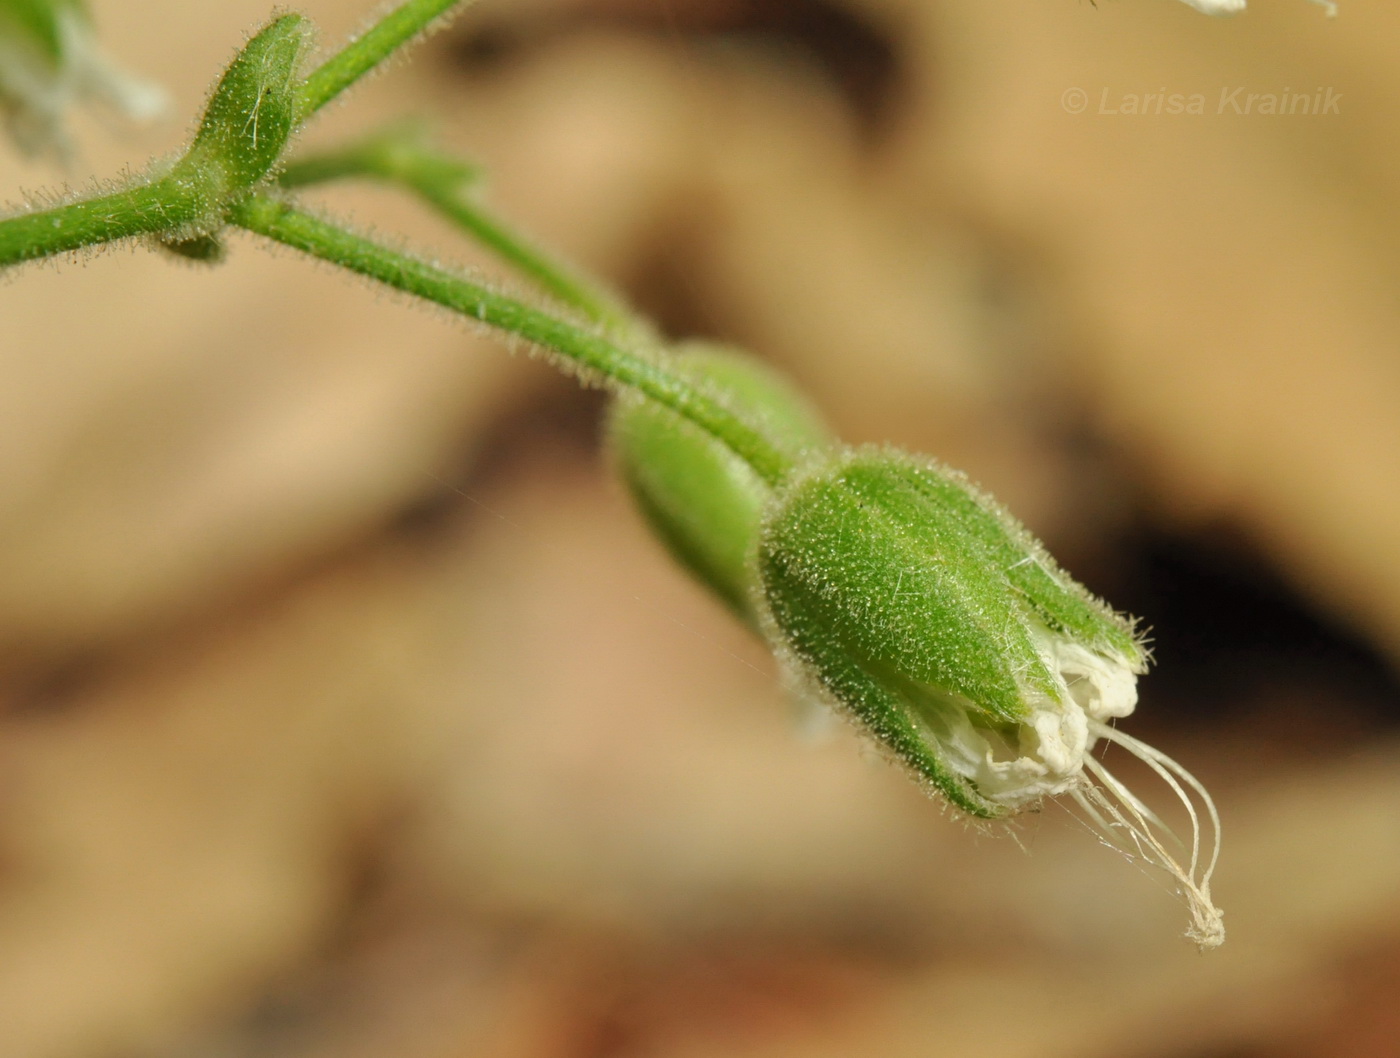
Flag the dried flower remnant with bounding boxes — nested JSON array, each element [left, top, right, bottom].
[[755, 449, 1224, 948]]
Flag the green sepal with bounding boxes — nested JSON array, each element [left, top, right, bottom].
[[763, 575, 1006, 818], [173, 14, 312, 206], [756, 447, 1143, 808], [608, 343, 831, 623]]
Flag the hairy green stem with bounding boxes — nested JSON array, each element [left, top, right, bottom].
[[0, 176, 204, 267], [0, 1, 471, 269], [230, 194, 792, 486], [0, 0, 779, 486], [278, 131, 637, 335], [413, 182, 637, 335], [294, 0, 469, 122]]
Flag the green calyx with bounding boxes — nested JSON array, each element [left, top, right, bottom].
[[756, 448, 1144, 816], [608, 344, 831, 624], [171, 14, 312, 215]]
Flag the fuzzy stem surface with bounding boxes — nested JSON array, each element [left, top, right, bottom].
[[0, 177, 205, 267], [294, 0, 469, 121], [230, 194, 793, 486], [279, 131, 637, 335]]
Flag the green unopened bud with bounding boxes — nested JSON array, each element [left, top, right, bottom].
[[0, 0, 165, 156], [173, 14, 311, 205], [608, 343, 831, 623], [757, 447, 1223, 948]]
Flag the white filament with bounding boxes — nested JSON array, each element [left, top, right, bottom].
[[910, 625, 1224, 948], [1070, 719, 1224, 950]]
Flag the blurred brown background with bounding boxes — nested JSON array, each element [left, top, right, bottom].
[[3, 0, 1400, 1055]]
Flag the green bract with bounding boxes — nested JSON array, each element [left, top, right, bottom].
[[173, 14, 312, 204], [757, 447, 1142, 815], [608, 343, 829, 623]]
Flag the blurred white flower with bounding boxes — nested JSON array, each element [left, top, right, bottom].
[[1178, 0, 1246, 13], [1178, 0, 1337, 14], [0, 0, 165, 157]]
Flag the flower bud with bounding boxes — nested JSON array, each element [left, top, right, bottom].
[[173, 14, 311, 205], [608, 343, 830, 623], [757, 447, 1223, 947]]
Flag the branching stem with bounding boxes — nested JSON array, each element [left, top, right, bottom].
[[0, 0, 791, 485], [278, 128, 639, 336], [294, 0, 470, 121], [230, 194, 793, 487]]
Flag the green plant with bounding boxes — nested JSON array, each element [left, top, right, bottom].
[[0, 0, 1224, 948]]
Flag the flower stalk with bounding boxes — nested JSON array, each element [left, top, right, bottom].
[[293, 0, 469, 121], [277, 124, 639, 338], [228, 193, 795, 488]]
